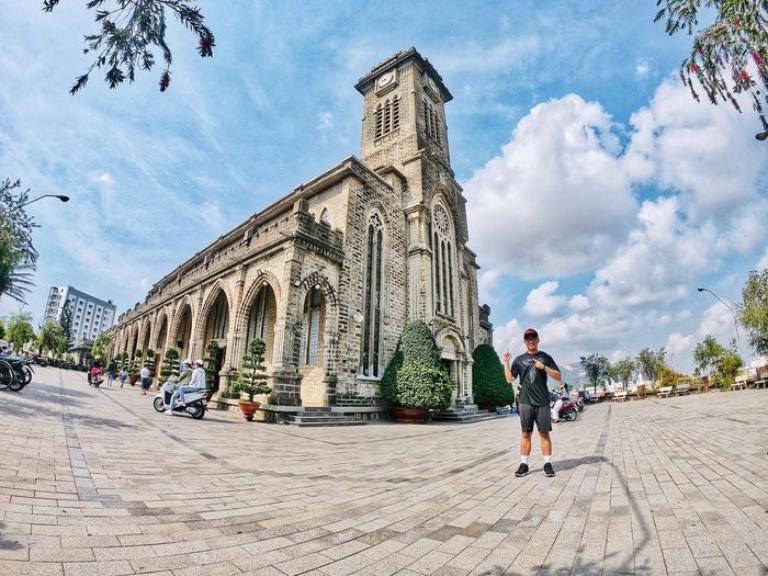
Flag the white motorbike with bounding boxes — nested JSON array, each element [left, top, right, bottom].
[[153, 380, 207, 419]]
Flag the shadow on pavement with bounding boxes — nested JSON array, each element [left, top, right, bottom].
[[0, 522, 24, 551], [0, 392, 135, 430]]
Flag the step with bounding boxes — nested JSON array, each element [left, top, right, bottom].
[[290, 419, 367, 427], [285, 414, 367, 427], [432, 410, 506, 423]]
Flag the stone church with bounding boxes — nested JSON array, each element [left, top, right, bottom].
[[109, 48, 493, 414]]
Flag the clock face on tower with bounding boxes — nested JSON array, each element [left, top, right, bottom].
[[377, 71, 396, 89]]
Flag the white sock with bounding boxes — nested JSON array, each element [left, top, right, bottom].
[[520, 455, 529, 465], [543, 455, 552, 464]]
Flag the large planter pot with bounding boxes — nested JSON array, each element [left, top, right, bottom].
[[391, 406, 428, 424], [129, 374, 139, 386], [204, 389, 214, 403], [239, 400, 261, 421]]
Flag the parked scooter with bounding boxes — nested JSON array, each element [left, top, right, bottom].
[[0, 355, 34, 391], [556, 399, 579, 421], [153, 379, 206, 419]]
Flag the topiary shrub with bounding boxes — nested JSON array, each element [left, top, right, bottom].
[[380, 321, 453, 410], [472, 343, 514, 408]]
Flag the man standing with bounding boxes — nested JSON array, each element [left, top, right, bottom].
[[502, 328, 562, 477]]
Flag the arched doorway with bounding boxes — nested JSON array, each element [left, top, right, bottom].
[[203, 291, 229, 392], [155, 315, 168, 356], [436, 329, 466, 404], [244, 283, 276, 365], [174, 305, 193, 360]]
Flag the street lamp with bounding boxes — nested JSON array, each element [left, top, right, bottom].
[[21, 194, 70, 208], [696, 287, 741, 344]]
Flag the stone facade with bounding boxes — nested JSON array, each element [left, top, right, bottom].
[[108, 48, 492, 409]]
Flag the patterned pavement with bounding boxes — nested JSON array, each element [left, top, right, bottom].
[[0, 366, 766, 575]]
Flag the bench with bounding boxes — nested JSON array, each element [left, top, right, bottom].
[[656, 386, 673, 398], [676, 383, 690, 396], [732, 380, 747, 391], [613, 391, 629, 402]]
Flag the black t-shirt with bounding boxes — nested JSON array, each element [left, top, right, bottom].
[[511, 351, 560, 407]]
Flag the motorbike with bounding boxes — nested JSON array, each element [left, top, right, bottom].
[[153, 380, 207, 419], [0, 355, 34, 391], [88, 366, 103, 387], [556, 398, 579, 421], [574, 395, 585, 412]]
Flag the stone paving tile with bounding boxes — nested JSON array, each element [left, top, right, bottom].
[[1, 369, 768, 575]]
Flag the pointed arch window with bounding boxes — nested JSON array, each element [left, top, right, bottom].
[[423, 99, 442, 149], [246, 284, 276, 364], [374, 96, 400, 140], [361, 212, 384, 377], [206, 292, 229, 340], [302, 287, 325, 366], [432, 203, 455, 317]]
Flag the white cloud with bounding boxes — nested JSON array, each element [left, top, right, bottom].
[[493, 317, 522, 358], [317, 111, 334, 131], [635, 58, 651, 78], [465, 94, 638, 280], [568, 294, 590, 312], [523, 281, 566, 316]]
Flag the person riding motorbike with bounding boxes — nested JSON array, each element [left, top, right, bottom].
[[165, 359, 206, 414], [550, 383, 569, 423]]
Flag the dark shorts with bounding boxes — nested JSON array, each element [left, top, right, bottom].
[[141, 377, 150, 390], [519, 403, 552, 433]]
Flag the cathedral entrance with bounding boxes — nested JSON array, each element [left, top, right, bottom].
[[203, 290, 229, 393]]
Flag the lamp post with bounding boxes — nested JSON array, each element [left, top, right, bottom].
[[20, 194, 70, 208], [696, 287, 741, 344]]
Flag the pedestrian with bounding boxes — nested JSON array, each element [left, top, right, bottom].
[[118, 367, 128, 388], [140, 364, 151, 395], [106, 359, 117, 387], [502, 328, 562, 478]]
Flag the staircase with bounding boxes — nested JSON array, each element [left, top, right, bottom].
[[431, 404, 508, 424], [284, 407, 367, 427]]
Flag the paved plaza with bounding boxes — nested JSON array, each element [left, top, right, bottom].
[[0, 368, 766, 575]]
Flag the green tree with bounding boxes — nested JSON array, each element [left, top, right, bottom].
[[5, 311, 36, 353], [636, 347, 667, 384], [655, 1, 768, 136], [92, 332, 111, 360], [37, 320, 65, 356], [0, 179, 39, 305], [693, 334, 727, 378], [59, 301, 74, 349], [42, 0, 215, 94], [738, 268, 768, 354], [614, 357, 636, 389], [381, 321, 453, 410], [472, 344, 514, 408], [580, 353, 610, 392], [0, 318, 5, 340], [716, 341, 744, 388]]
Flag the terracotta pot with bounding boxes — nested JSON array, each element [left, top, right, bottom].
[[239, 400, 261, 421], [391, 406, 428, 424], [129, 374, 139, 386], [204, 389, 214, 402]]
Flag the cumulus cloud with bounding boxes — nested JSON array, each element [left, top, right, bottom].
[[524, 281, 566, 316], [470, 77, 768, 370], [465, 94, 638, 279]]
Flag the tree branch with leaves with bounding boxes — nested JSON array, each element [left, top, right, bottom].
[[655, 0, 768, 138], [43, 1, 215, 94]]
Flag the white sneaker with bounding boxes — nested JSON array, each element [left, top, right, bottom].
[[164, 409, 173, 415]]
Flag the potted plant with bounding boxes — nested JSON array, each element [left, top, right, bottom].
[[129, 348, 142, 385], [231, 337, 272, 421], [203, 340, 221, 397], [381, 321, 453, 423]]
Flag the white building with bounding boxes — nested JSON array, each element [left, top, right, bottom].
[[43, 286, 116, 346]]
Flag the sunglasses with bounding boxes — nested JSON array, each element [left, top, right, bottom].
[[524, 335, 538, 341]]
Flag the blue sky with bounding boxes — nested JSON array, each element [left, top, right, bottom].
[[1, 1, 766, 376]]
